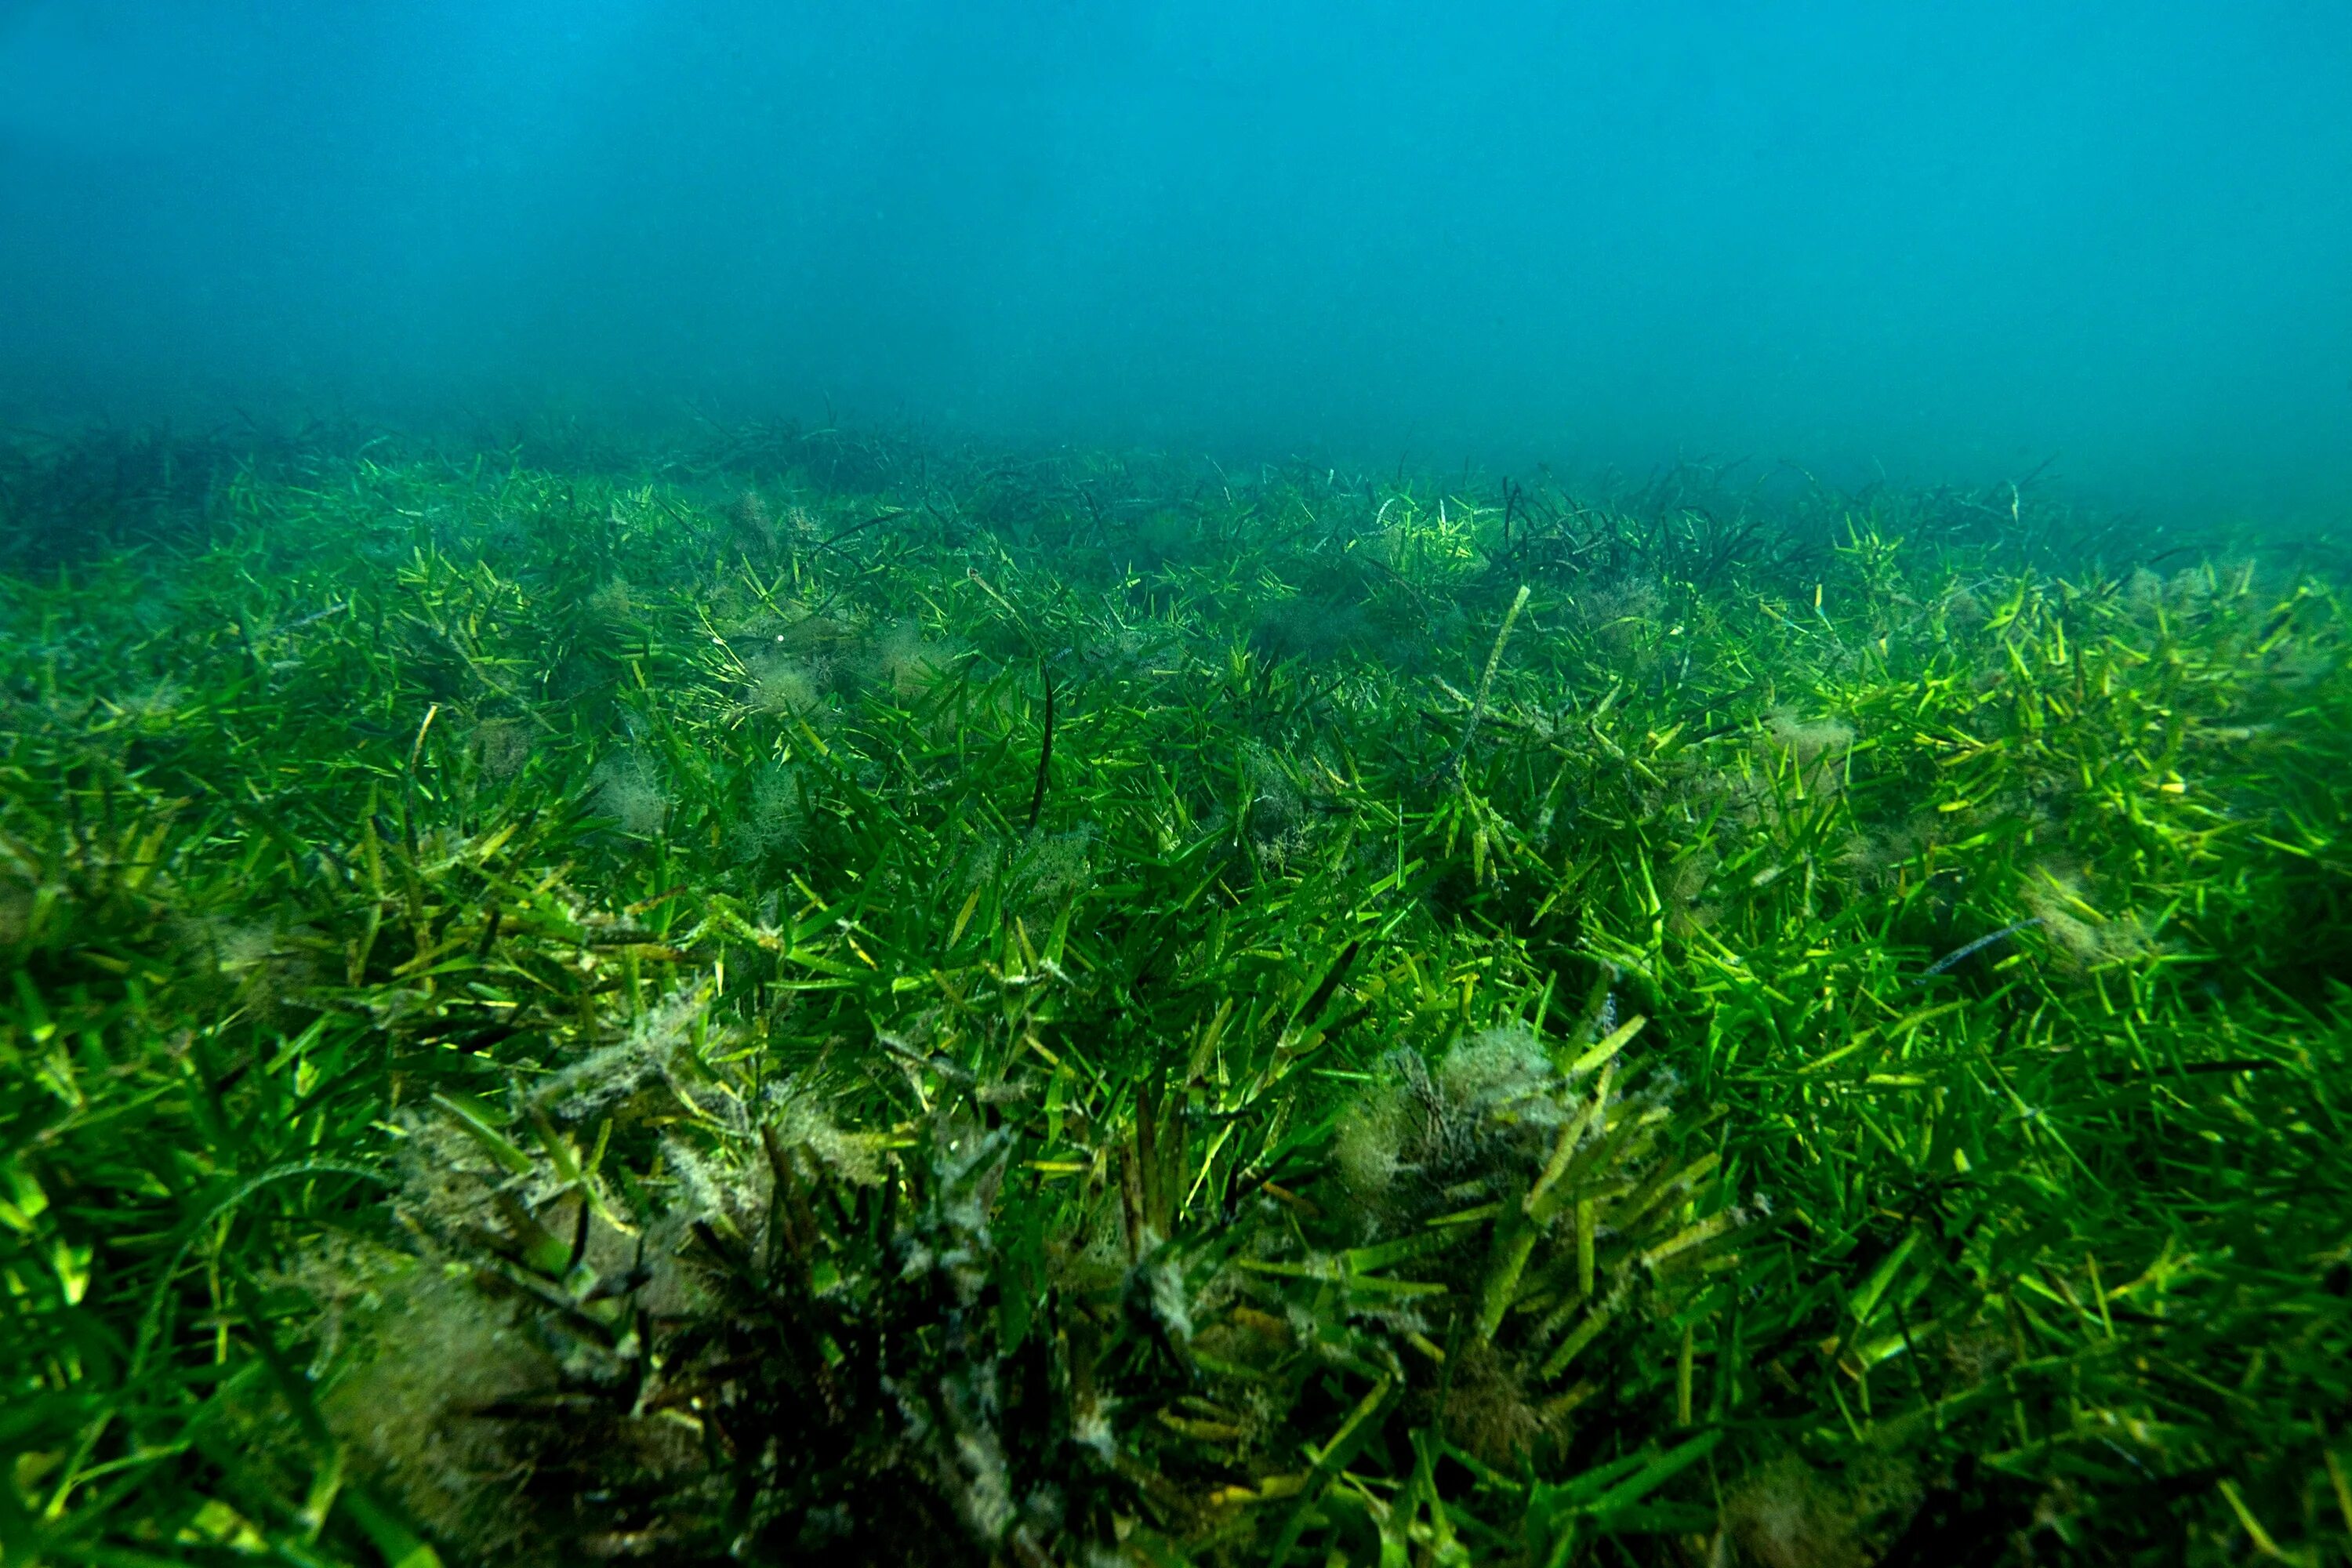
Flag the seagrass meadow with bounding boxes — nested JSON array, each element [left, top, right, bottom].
[[2, 423, 2349, 1568]]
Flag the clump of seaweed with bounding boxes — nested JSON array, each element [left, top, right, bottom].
[[862, 619, 960, 698], [724, 757, 806, 866], [590, 750, 671, 837], [1571, 572, 1665, 656], [2020, 864, 2163, 973], [1726, 1453, 1922, 1568], [469, 716, 536, 780], [299, 1014, 1156, 1563]]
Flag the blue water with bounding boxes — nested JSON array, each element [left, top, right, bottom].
[[3, 2, 2347, 520]]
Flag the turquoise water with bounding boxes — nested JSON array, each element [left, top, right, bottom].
[[2, 2, 2347, 521]]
